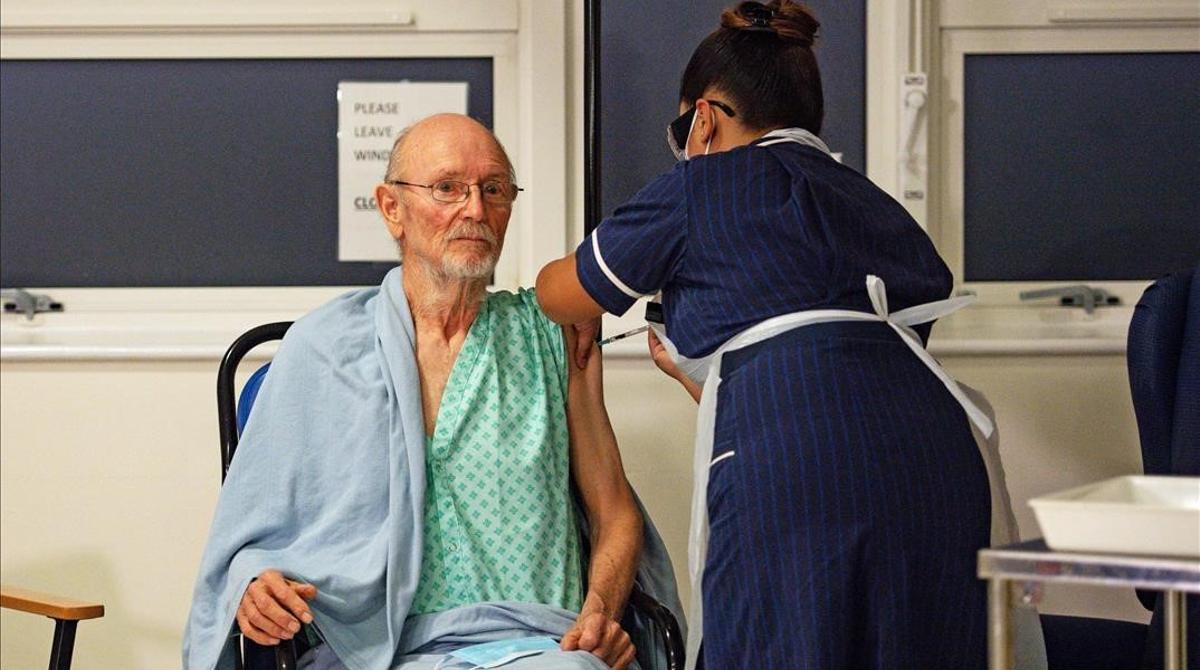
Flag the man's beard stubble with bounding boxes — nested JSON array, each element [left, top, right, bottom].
[[422, 221, 500, 282]]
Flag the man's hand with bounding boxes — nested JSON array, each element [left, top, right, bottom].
[[561, 606, 635, 670], [236, 569, 317, 646]]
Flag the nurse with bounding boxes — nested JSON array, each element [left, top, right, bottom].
[[536, 1, 994, 668]]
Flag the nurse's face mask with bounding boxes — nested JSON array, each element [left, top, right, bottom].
[[666, 100, 737, 161]]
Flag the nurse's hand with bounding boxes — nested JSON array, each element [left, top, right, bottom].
[[563, 321, 603, 388], [571, 317, 602, 369], [648, 331, 702, 403], [647, 330, 679, 378]]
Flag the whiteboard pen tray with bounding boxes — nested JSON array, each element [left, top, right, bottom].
[[1029, 475, 1200, 558]]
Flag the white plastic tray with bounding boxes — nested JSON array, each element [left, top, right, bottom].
[[1029, 475, 1200, 558]]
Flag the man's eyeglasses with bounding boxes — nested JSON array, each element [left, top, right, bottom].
[[387, 179, 523, 204]]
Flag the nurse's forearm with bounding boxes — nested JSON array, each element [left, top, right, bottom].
[[536, 254, 606, 324], [678, 376, 702, 404]]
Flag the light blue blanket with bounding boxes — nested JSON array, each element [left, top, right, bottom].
[[184, 268, 427, 669], [300, 603, 609, 669], [184, 268, 684, 670]]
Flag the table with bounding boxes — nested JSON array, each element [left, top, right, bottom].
[[978, 539, 1200, 670]]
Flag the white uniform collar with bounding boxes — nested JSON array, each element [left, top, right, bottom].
[[756, 127, 831, 155]]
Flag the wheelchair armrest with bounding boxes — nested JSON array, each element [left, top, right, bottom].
[[625, 583, 685, 670], [274, 641, 298, 670], [241, 635, 299, 670]]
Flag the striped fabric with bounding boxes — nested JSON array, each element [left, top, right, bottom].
[[704, 323, 989, 668], [576, 139, 954, 357], [576, 139, 990, 668]]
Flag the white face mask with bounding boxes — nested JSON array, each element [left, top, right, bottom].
[[667, 108, 713, 162]]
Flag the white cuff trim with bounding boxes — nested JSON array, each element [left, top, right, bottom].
[[591, 232, 650, 301]]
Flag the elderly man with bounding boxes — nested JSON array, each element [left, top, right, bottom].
[[184, 114, 676, 670]]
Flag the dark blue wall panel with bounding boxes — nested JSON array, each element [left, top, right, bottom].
[[599, 0, 865, 218], [0, 58, 492, 287], [1, 5, 867, 288], [964, 52, 1200, 281]]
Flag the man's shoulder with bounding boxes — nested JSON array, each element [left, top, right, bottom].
[[486, 288, 553, 325], [486, 288, 563, 343], [485, 288, 567, 383]]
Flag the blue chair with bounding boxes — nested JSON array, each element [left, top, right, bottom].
[[217, 322, 684, 670], [1127, 266, 1200, 668], [1035, 267, 1200, 670], [215, 322, 300, 670], [1128, 266, 1199, 489]]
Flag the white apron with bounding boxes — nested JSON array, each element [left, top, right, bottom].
[[654, 272, 995, 668]]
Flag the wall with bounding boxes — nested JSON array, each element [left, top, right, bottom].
[[1, 361, 226, 668], [943, 353, 1147, 622]]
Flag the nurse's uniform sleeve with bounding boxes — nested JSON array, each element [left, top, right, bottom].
[[575, 168, 688, 316]]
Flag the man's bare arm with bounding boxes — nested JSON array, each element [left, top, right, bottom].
[[560, 328, 642, 670]]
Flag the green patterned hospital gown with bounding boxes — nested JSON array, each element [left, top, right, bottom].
[[410, 289, 583, 615]]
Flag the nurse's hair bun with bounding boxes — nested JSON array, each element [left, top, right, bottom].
[[721, 0, 819, 48]]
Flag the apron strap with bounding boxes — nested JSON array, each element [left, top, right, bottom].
[[866, 275, 995, 438], [868, 275, 975, 327]]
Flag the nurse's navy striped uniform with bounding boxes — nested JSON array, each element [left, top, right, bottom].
[[575, 129, 991, 669]]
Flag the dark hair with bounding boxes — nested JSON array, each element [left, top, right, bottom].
[[679, 0, 823, 134]]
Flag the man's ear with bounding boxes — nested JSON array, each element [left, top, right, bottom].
[[375, 183, 404, 242]]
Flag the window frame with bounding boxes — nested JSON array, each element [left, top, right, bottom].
[[868, 0, 1198, 308], [937, 25, 1197, 306]]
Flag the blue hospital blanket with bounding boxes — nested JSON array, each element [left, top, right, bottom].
[[183, 267, 428, 669]]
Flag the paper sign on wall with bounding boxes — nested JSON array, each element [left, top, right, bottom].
[[337, 81, 469, 262]]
